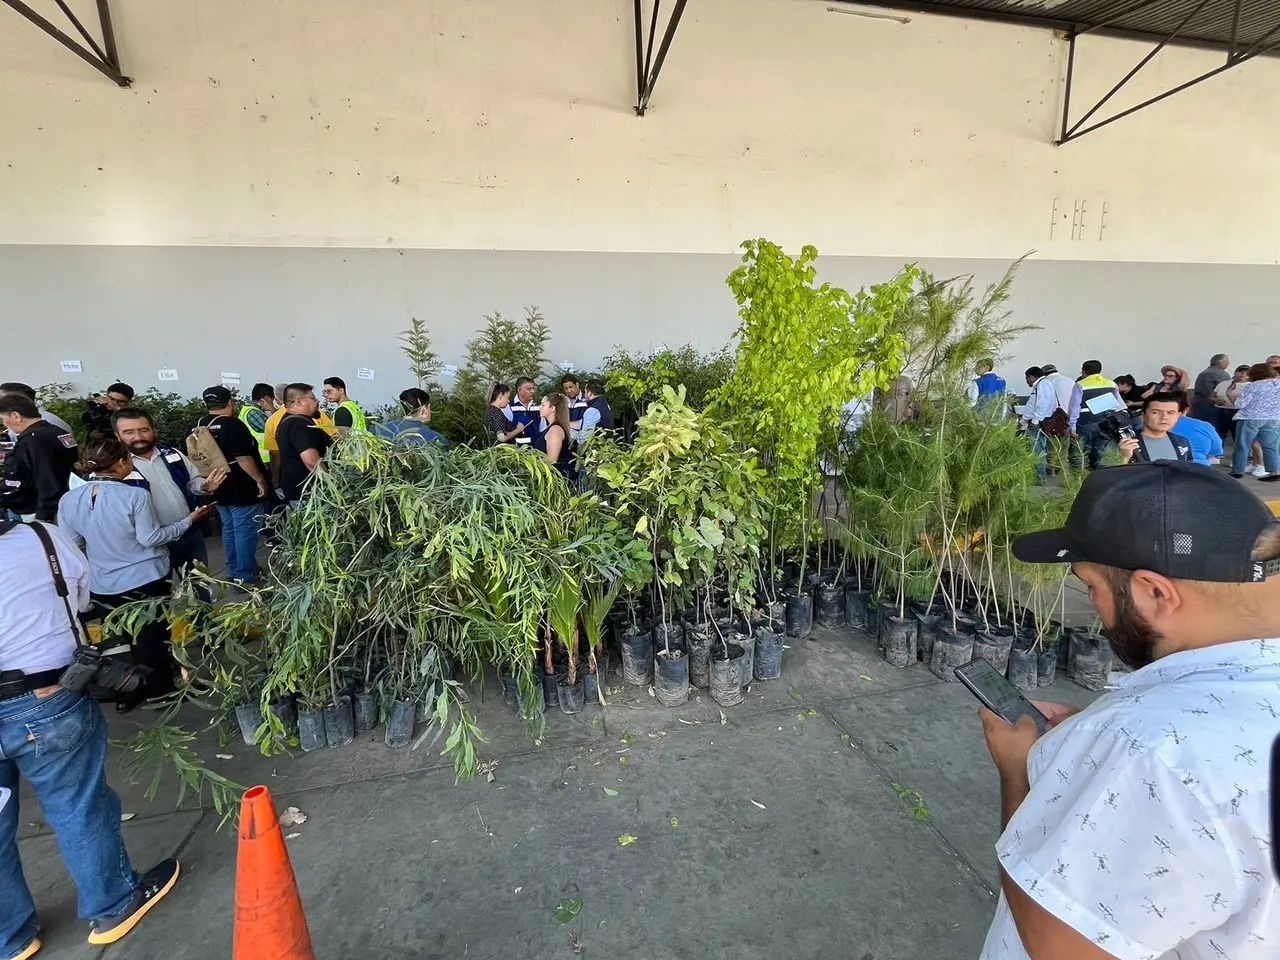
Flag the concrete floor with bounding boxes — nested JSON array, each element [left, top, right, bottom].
[[13, 617, 1102, 960]]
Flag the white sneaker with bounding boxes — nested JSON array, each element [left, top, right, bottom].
[[1252, 465, 1268, 478]]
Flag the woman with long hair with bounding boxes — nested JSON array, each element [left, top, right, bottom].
[[484, 382, 527, 446], [533, 393, 575, 483], [57, 438, 214, 707]]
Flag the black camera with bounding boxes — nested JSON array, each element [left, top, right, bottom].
[[58, 643, 150, 697], [1096, 408, 1138, 444]]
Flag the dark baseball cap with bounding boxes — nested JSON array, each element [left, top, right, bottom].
[[1013, 462, 1280, 583], [201, 385, 233, 408]]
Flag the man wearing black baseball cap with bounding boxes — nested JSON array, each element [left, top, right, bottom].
[[194, 387, 270, 583], [978, 462, 1280, 960]]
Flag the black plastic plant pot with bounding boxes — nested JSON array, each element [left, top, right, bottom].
[[558, 677, 586, 715], [687, 629, 712, 689], [353, 690, 378, 734], [385, 698, 417, 748], [1036, 648, 1059, 686], [844, 588, 871, 631], [518, 679, 545, 720], [268, 695, 297, 738], [653, 622, 686, 653], [619, 627, 654, 686], [709, 643, 745, 706], [814, 584, 844, 627], [879, 615, 918, 668], [865, 600, 881, 640], [500, 667, 518, 705], [734, 631, 756, 686], [914, 612, 941, 664], [540, 668, 561, 707], [753, 625, 784, 681], [323, 694, 355, 748], [929, 624, 974, 682], [953, 613, 979, 636], [784, 593, 813, 639], [583, 672, 603, 705], [1007, 647, 1039, 692], [1068, 632, 1112, 691], [654, 649, 690, 707], [297, 706, 326, 752], [973, 631, 1014, 675], [766, 599, 786, 624], [1056, 631, 1073, 668], [234, 701, 264, 747]]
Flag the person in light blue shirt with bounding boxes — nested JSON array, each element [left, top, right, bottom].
[[1172, 412, 1223, 465], [374, 388, 450, 449], [57, 437, 214, 706]]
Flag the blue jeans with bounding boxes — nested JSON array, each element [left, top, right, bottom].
[[217, 503, 264, 582], [1, 689, 139, 957], [1028, 425, 1048, 479], [1233, 420, 1280, 475], [1077, 421, 1110, 469]]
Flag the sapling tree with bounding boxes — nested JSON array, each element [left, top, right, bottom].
[[590, 385, 769, 655], [711, 240, 917, 590], [399, 315, 443, 389]]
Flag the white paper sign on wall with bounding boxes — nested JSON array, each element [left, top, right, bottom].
[[60, 360, 83, 373], [557, 361, 575, 372], [157, 369, 179, 382], [440, 364, 459, 377], [356, 367, 375, 380], [221, 372, 241, 386]]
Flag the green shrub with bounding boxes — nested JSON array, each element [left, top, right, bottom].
[[601, 344, 734, 438], [37, 383, 206, 447]]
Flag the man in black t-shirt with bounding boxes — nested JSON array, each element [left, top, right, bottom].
[[198, 387, 271, 583], [275, 382, 331, 507]]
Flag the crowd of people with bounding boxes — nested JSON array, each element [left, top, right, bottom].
[[0, 367, 615, 957], [995, 352, 1280, 479]]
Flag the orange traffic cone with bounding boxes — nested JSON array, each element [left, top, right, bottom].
[[232, 785, 316, 960]]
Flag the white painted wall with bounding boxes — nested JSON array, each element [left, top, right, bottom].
[[2, 0, 1279, 263]]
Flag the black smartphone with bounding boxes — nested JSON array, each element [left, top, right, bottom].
[[955, 658, 1048, 735], [1271, 734, 1279, 880]]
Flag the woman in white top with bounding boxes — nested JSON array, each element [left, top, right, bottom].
[[1230, 363, 1280, 480]]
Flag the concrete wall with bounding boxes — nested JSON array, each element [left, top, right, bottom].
[[2, 0, 1278, 398]]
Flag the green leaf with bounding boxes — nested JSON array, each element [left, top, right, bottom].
[[553, 898, 584, 924], [602, 787, 619, 797], [618, 833, 638, 846]]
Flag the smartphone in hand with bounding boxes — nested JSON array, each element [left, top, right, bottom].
[[955, 658, 1048, 735]]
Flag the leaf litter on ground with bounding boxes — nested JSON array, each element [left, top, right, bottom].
[[278, 806, 307, 826]]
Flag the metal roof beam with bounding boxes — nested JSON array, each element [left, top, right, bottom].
[[1056, 23, 1280, 144], [633, 0, 691, 116], [2, 0, 131, 86], [830, 0, 1280, 59]]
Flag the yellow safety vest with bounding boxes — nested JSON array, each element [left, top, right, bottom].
[[337, 399, 367, 431], [238, 404, 271, 462]]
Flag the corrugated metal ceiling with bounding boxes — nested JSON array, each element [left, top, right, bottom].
[[842, 0, 1280, 54]]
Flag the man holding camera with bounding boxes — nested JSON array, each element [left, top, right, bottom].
[[1118, 392, 1194, 464], [0, 520, 180, 960]]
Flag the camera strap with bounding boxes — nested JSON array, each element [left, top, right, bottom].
[[25, 521, 90, 647]]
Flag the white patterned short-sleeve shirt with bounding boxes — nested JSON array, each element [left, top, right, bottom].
[[980, 638, 1280, 960]]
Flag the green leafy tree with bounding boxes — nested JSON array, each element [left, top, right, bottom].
[[601, 344, 734, 437], [399, 315, 442, 389], [451, 307, 552, 441], [711, 239, 917, 584], [591, 385, 769, 649], [893, 254, 1038, 401]]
